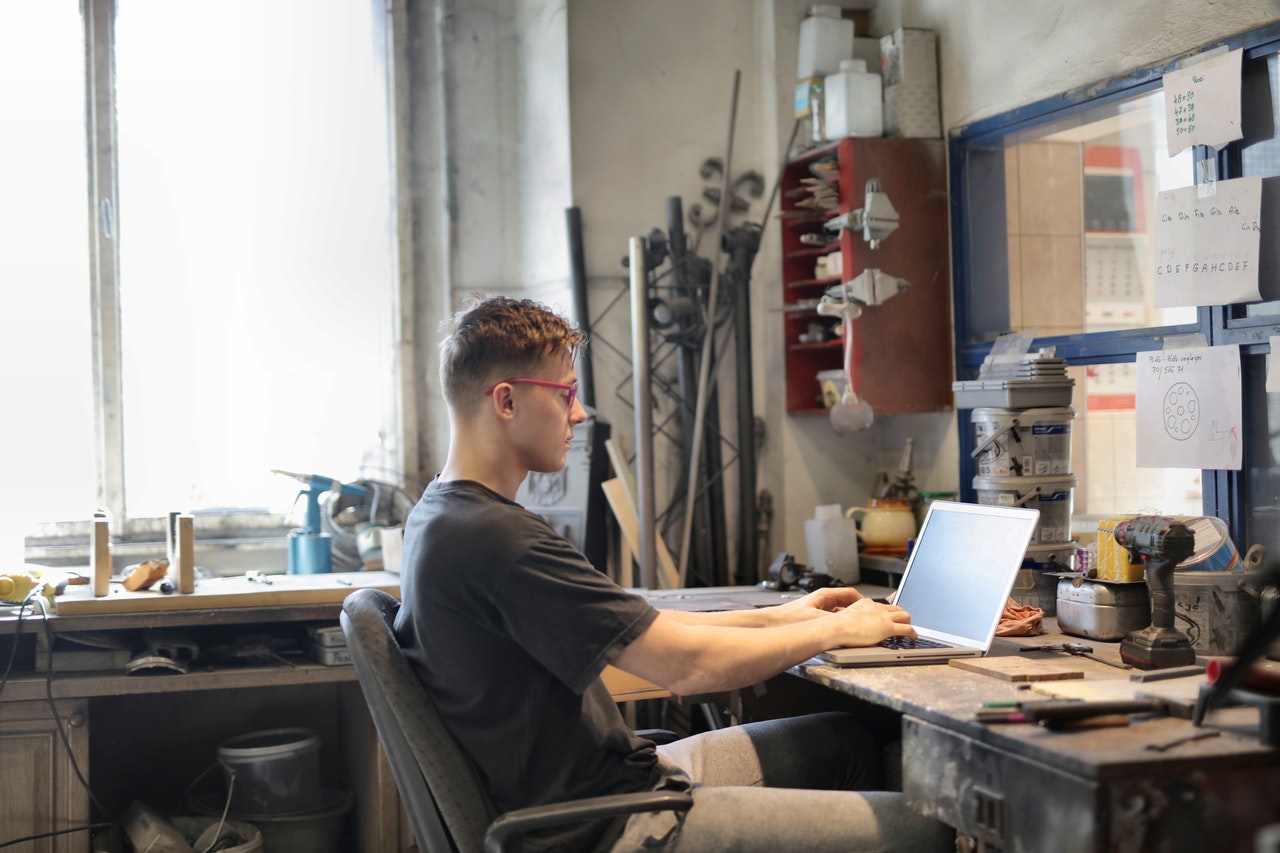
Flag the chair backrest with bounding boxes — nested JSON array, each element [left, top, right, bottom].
[[341, 587, 495, 853]]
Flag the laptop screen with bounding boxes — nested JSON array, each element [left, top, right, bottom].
[[894, 501, 1040, 644]]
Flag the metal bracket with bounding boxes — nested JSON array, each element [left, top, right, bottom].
[[824, 178, 900, 248]]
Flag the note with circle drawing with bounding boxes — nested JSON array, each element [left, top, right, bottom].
[[1164, 48, 1242, 156], [1154, 176, 1261, 308], [1136, 346, 1241, 471]]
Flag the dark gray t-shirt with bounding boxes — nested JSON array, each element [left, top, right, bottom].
[[395, 478, 661, 850]]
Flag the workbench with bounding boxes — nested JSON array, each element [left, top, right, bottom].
[[0, 572, 415, 853], [790, 623, 1280, 853], [0, 578, 790, 852]]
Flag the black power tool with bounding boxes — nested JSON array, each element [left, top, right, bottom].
[[1114, 516, 1197, 670]]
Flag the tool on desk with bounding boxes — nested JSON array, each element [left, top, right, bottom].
[[274, 470, 369, 575], [1144, 729, 1220, 752], [1111, 516, 1198, 670], [122, 558, 170, 591], [1019, 697, 1168, 730], [1019, 641, 1132, 670]]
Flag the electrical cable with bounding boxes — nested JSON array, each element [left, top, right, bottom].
[[35, 596, 112, 823]]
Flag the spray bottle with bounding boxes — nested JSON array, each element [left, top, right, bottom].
[[273, 470, 369, 574]]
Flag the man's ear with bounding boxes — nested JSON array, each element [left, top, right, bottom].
[[489, 383, 518, 419]]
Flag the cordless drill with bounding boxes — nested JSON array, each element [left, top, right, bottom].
[[1114, 516, 1197, 670]]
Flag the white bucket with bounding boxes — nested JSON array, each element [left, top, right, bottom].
[[973, 475, 1075, 544], [971, 407, 1074, 477]]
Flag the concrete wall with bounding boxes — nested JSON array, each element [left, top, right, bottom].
[[411, 0, 1280, 580]]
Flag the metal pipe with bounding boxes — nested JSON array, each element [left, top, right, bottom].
[[565, 206, 596, 408], [678, 70, 741, 586], [629, 236, 656, 589]]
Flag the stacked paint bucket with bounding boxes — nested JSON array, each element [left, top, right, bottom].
[[957, 356, 1076, 614]]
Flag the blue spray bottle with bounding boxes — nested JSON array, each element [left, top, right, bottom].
[[273, 469, 369, 574]]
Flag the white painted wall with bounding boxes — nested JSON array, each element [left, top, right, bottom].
[[415, 0, 1280, 580]]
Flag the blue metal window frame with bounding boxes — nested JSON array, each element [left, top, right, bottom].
[[948, 22, 1280, 546]]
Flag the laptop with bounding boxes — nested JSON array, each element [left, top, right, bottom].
[[818, 500, 1040, 666]]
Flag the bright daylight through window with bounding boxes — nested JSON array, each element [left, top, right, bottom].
[[0, 1, 399, 560]]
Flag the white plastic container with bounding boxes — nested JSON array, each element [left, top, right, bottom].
[[804, 504, 860, 584], [973, 475, 1076, 544], [971, 406, 1075, 477], [823, 59, 883, 139], [797, 5, 854, 80]]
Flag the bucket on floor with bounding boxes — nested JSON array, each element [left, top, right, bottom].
[[971, 407, 1074, 477], [217, 728, 322, 816], [171, 816, 263, 853], [973, 475, 1075, 544], [1011, 568, 1060, 615], [192, 789, 352, 853]]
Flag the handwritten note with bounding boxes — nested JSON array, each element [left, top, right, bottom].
[[1153, 176, 1261, 308], [1164, 48, 1243, 155], [1136, 346, 1241, 470]]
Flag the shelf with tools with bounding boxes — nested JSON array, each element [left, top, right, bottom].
[[778, 137, 954, 414]]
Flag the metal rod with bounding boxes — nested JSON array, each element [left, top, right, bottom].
[[678, 70, 741, 586], [565, 206, 596, 408], [629, 236, 656, 589]]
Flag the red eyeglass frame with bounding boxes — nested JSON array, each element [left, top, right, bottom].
[[483, 378, 579, 408]]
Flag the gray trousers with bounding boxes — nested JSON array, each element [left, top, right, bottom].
[[610, 711, 954, 852]]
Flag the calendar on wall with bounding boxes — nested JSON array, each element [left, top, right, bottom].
[[1084, 235, 1147, 329]]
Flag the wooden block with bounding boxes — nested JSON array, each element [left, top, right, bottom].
[[950, 656, 1086, 683], [176, 514, 195, 594], [601, 478, 678, 590], [91, 513, 111, 598], [122, 559, 169, 592]]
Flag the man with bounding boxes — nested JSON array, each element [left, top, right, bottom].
[[396, 295, 952, 851]]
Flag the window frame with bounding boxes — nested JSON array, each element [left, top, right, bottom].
[[948, 21, 1280, 547], [23, 0, 416, 567]]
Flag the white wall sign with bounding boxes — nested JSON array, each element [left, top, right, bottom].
[[1153, 176, 1261, 308], [1136, 346, 1241, 470], [1164, 48, 1243, 155]]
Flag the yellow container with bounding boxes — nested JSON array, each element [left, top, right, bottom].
[[1097, 515, 1145, 582]]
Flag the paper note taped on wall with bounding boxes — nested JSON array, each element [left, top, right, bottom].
[[1153, 176, 1261, 309], [1163, 48, 1243, 156], [1135, 345, 1241, 471]]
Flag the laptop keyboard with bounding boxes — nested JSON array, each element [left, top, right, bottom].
[[878, 636, 949, 650]]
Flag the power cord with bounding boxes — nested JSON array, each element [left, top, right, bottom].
[[0, 593, 115, 848]]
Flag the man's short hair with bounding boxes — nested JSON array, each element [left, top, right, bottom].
[[439, 294, 586, 412]]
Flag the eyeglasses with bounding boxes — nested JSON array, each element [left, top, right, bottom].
[[483, 378, 579, 409]]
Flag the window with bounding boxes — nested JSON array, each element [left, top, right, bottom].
[[2, 1, 401, 565], [951, 22, 1280, 551]]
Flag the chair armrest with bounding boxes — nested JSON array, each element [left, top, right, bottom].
[[634, 727, 680, 745], [483, 790, 693, 853]]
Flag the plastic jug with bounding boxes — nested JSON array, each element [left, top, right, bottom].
[[823, 59, 883, 140], [846, 498, 917, 554], [804, 504, 860, 584], [797, 5, 855, 80]]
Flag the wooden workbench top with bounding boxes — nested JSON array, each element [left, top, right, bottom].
[[52, 570, 400, 616]]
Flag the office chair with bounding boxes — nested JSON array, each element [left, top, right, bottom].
[[340, 588, 692, 853]]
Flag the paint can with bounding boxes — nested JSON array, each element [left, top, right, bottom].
[[971, 407, 1074, 477], [972, 475, 1075, 544]]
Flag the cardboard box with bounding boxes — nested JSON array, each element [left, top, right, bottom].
[[1096, 515, 1146, 582], [884, 84, 941, 138], [880, 27, 940, 138], [880, 27, 938, 89]]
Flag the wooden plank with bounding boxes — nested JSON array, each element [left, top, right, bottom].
[[600, 478, 678, 590], [54, 571, 401, 616], [602, 665, 671, 702], [949, 656, 1085, 683]]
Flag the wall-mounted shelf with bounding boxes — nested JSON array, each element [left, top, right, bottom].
[[779, 137, 954, 414]]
